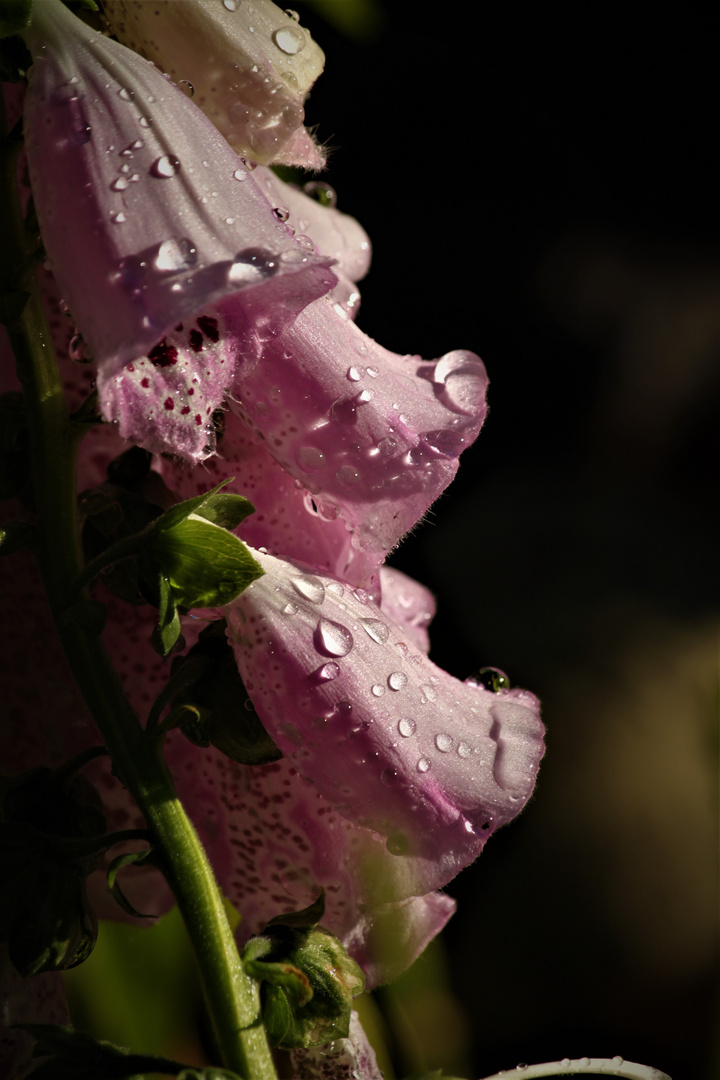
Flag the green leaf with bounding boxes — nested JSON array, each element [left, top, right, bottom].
[[107, 848, 157, 919], [193, 491, 255, 531], [153, 479, 235, 533], [151, 574, 182, 658], [152, 515, 264, 609], [0, 0, 32, 40], [20, 1024, 186, 1080]]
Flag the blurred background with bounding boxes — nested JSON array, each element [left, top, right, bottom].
[[66, 2, 719, 1078]]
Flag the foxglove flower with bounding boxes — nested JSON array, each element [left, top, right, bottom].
[[21, 0, 336, 460], [103, 0, 327, 169], [225, 550, 545, 890], [290, 1010, 383, 1080]]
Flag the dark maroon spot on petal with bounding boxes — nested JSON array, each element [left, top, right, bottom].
[[181, 405, 190, 415], [127, 363, 135, 372], [188, 387, 194, 395], [197, 315, 219, 342], [189, 328, 203, 352], [141, 377, 150, 388], [148, 339, 178, 367], [164, 397, 175, 410], [195, 414, 202, 425]]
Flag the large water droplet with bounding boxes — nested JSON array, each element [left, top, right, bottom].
[[371, 684, 385, 697], [178, 79, 194, 97], [336, 465, 361, 487], [361, 618, 389, 644], [417, 757, 431, 773], [330, 396, 357, 425], [229, 247, 278, 284], [273, 205, 290, 222], [151, 154, 181, 178], [273, 25, 306, 54], [467, 666, 511, 692], [296, 446, 325, 471], [435, 733, 453, 752], [434, 350, 487, 415], [154, 237, 197, 272], [223, 0, 238, 10], [315, 662, 340, 682], [303, 181, 337, 208], [315, 618, 353, 658], [388, 671, 407, 691], [398, 718, 416, 738], [347, 366, 364, 381], [292, 574, 325, 604]]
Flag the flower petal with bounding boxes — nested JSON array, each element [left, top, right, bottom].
[[229, 295, 489, 555], [378, 566, 435, 654], [103, 0, 326, 168], [22, 0, 336, 385], [225, 550, 545, 886]]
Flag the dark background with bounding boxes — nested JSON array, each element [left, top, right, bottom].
[[295, 3, 719, 1077]]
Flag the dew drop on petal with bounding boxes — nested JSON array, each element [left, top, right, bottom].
[[315, 618, 353, 658], [467, 666, 511, 691], [327, 582, 344, 598], [154, 237, 197, 272], [611, 1058, 624, 1067], [361, 618, 389, 644], [578, 1060, 590, 1069], [292, 574, 325, 604], [417, 757, 431, 773], [296, 446, 325, 471], [398, 718, 416, 738], [233, 168, 247, 181], [388, 671, 407, 691], [336, 465, 361, 487], [223, 0, 238, 10], [435, 732, 453, 752], [420, 684, 438, 702], [347, 366, 363, 381], [457, 741, 472, 758], [151, 154, 181, 178], [371, 684, 385, 697], [316, 662, 340, 682], [273, 25, 306, 54], [118, 87, 134, 101], [111, 176, 129, 191], [178, 80, 194, 97], [283, 602, 298, 615], [303, 181, 337, 208], [386, 831, 409, 855], [285, 8, 301, 21], [366, 366, 379, 378]]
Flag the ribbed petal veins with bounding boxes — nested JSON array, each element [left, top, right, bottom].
[[22, 0, 336, 401], [225, 551, 545, 885], [103, 0, 327, 168]]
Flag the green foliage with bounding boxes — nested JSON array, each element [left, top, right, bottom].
[[106, 847, 156, 919], [243, 891, 365, 1049], [156, 621, 282, 764]]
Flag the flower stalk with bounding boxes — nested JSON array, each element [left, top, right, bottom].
[[1, 95, 276, 1080]]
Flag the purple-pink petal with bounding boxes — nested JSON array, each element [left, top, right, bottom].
[[291, 1010, 383, 1080], [225, 550, 545, 887]]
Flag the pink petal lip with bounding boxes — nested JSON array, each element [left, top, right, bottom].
[[225, 549, 545, 889]]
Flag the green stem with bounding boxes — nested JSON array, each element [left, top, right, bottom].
[[1, 103, 276, 1079]]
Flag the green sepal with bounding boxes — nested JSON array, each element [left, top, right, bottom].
[[156, 621, 282, 764], [106, 847, 157, 919], [151, 574, 183, 658], [265, 890, 326, 931], [0, 1, 31, 42], [0, 519, 35, 555], [19, 1024, 188, 1080], [243, 890, 365, 1049]]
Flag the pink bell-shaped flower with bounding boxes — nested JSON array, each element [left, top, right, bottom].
[[225, 549, 545, 892]]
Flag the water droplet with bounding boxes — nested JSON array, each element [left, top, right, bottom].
[[561, 1061, 571, 1069], [516, 1067, 528, 1073], [336, 465, 361, 487], [386, 831, 409, 855], [118, 87, 134, 101], [139, 115, 151, 128], [243, 698, 256, 711], [151, 154, 181, 178], [283, 602, 298, 615], [327, 582, 344, 597], [467, 666, 511, 692], [296, 445, 325, 471], [285, 8, 300, 20], [347, 366, 364, 381], [110, 210, 126, 224], [292, 574, 325, 604], [611, 1058, 624, 1067], [356, 388, 374, 404], [178, 79, 194, 97], [381, 768, 398, 785], [457, 741, 472, 758], [434, 349, 487, 415], [353, 589, 369, 604], [417, 757, 431, 773], [578, 1060, 590, 1069], [229, 247, 278, 284], [223, 0, 238, 10], [361, 619, 389, 644], [273, 205, 290, 222], [111, 176, 129, 191], [371, 684, 385, 697], [388, 671, 407, 691], [435, 733, 453, 752], [420, 684, 437, 702], [154, 237, 198, 272], [330, 396, 357, 425], [366, 366, 379, 378], [233, 168, 247, 181], [273, 25, 306, 54], [303, 180, 337, 208], [315, 618, 353, 658], [316, 662, 340, 682], [398, 718, 416, 737]]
